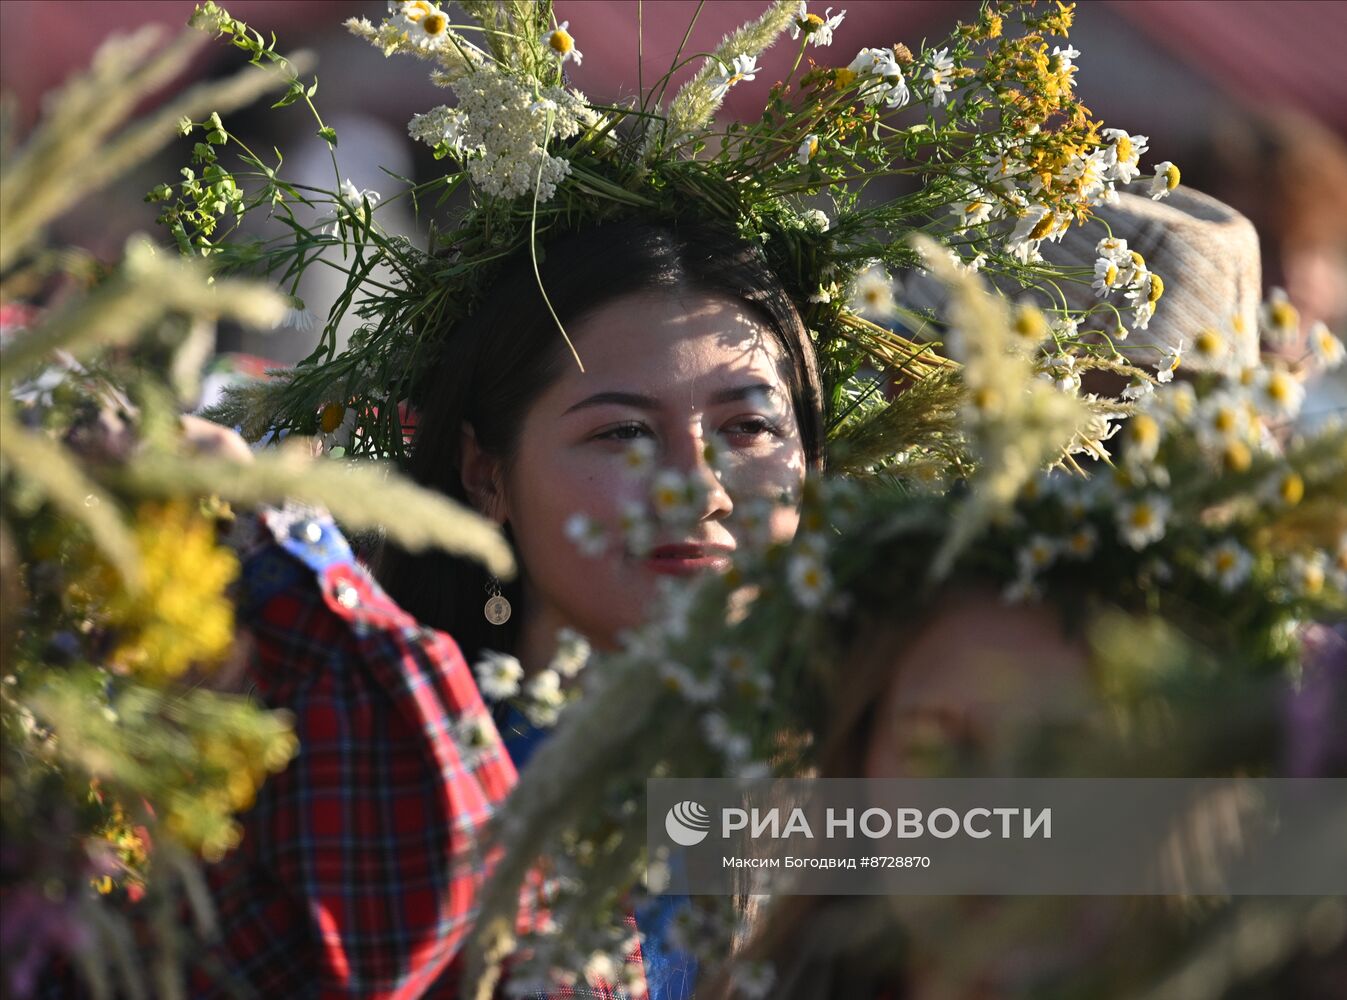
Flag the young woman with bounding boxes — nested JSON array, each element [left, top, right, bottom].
[[194, 218, 825, 999]]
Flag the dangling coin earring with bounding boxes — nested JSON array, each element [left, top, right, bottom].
[[484, 577, 512, 625]]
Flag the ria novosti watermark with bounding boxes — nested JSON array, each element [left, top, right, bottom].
[[647, 778, 1347, 895]]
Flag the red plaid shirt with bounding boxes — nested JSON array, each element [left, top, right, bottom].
[[193, 510, 643, 998]]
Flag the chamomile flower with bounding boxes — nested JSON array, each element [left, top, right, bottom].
[[1123, 412, 1163, 466], [1116, 494, 1171, 550], [1263, 469, 1305, 507], [651, 469, 694, 522], [701, 712, 751, 761], [1007, 204, 1054, 263], [620, 437, 656, 478], [1202, 539, 1253, 593], [1149, 160, 1180, 200], [797, 133, 820, 165], [924, 47, 956, 105], [791, 3, 846, 46], [1092, 256, 1122, 297], [619, 500, 654, 556], [543, 20, 582, 65], [1063, 524, 1099, 560], [657, 661, 719, 703], [1260, 288, 1300, 347], [850, 264, 898, 318], [397, 1, 450, 50], [709, 54, 759, 100], [1309, 321, 1346, 369], [474, 650, 524, 699], [564, 512, 608, 557], [787, 551, 832, 608], [1096, 236, 1131, 263], [1253, 366, 1306, 420], [521, 668, 567, 727], [1016, 535, 1059, 576], [1284, 551, 1327, 597], [735, 497, 780, 551], [1041, 355, 1081, 394], [954, 195, 993, 229], [1155, 345, 1182, 383], [1102, 128, 1149, 184], [847, 47, 909, 107], [1190, 327, 1229, 370], [550, 627, 591, 678]]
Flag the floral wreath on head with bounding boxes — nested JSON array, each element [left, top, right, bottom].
[[168, 0, 1192, 486]]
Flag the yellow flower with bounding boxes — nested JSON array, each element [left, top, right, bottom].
[[834, 67, 858, 88], [1279, 471, 1305, 506], [102, 501, 238, 682]]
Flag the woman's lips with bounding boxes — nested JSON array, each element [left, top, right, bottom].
[[643, 544, 734, 576]]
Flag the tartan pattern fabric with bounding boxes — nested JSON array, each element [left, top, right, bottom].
[[192, 510, 645, 999]]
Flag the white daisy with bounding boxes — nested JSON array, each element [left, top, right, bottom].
[[474, 650, 524, 700], [850, 264, 898, 318], [564, 512, 608, 556], [710, 54, 759, 101], [800, 208, 830, 231], [797, 133, 820, 165], [701, 712, 751, 761], [1006, 204, 1053, 263], [550, 627, 591, 678], [397, 1, 450, 50], [1116, 494, 1171, 550], [657, 661, 719, 703], [1149, 160, 1180, 200], [788, 551, 832, 608], [1284, 551, 1327, 597], [1101, 128, 1149, 184], [847, 47, 909, 107], [1202, 539, 1253, 593], [1155, 345, 1182, 383], [1016, 534, 1059, 577], [924, 47, 955, 106], [790, 3, 846, 46], [542, 20, 582, 65], [1051, 44, 1081, 75], [619, 499, 655, 557], [651, 468, 694, 523], [1259, 287, 1300, 347], [1253, 367, 1306, 420], [1309, 321, 1346, 370], [1063, 524, 1098, 560], [620, 437, 656, 479], [1091, 255, 1121, 297]]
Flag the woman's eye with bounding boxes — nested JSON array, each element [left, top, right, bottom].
[[595, 422, 651, 442], [724, 417, 781, 439]]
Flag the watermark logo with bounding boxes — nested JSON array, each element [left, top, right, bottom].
[[665, 800, 711, 846]]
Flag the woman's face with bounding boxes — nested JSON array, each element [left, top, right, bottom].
[[864, 591, 1095, 778], [487, 289, 808, 649]]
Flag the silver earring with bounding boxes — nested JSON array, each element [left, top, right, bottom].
[[483, 576, 512, 625]]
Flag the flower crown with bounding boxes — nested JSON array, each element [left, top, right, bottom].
[[169, 0, 1188, 480]]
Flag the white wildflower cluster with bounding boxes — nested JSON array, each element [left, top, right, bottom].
[[846, 47, 910, 108], [1001, 288, 1341, 604], [409, 66, 591, 201], [1090, 235, 1164, 333]]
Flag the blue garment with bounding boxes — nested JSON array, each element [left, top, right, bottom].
[[493, 702, 699, 1000]]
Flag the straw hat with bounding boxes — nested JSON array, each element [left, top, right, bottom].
[[1044, 187, 1262, 371]]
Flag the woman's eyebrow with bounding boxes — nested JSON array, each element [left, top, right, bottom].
[[562, 384, 779, 415]]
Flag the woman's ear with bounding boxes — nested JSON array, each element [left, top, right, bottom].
[[460, 422, 508, 524]]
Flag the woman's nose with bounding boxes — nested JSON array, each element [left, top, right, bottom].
[[667, 430, 733, 521]]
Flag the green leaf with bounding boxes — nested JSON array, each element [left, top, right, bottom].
[[317, 126, 337, 147]]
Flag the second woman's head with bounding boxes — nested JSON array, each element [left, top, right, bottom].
[[382, 219, 826, 662]]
